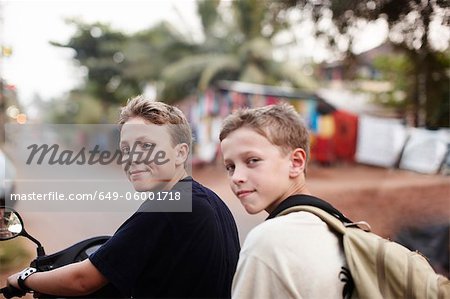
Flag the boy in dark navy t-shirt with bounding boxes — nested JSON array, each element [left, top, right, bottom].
[[90, 176, 240, 298]]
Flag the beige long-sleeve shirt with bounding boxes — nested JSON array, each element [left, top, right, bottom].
[[232, 211, 347, 299]]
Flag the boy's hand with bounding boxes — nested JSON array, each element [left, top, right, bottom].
[[4, 270, 30, 297], [7, 270, 21, 289]]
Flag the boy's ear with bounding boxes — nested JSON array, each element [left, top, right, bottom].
[[289, 148, 307, 178], [174, 143, 189, 166]]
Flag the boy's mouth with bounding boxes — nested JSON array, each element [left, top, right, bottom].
[[129, 169, 150, 179], [236, 190, 255, 198]]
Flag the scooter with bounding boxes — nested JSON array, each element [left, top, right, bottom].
[[0, 206, 119, 298]]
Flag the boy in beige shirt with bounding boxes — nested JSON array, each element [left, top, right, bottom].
[[220, 104, 350, 298]]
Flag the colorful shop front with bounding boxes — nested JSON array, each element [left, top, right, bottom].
[[176, 80, 359, 166]]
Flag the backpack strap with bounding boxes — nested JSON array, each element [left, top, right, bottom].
[[267, 194, 353, 223], [277, 205, 363, 299], [276, 205, 372, 233], [277, 205, 348, 234]]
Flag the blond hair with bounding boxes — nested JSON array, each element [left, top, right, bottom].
[[119, 95, 192, 148], [219, 104, 310, 160]]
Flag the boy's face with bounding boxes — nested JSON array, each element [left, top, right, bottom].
[[120, 117, 180, 191], [221, 127, 295, 214]]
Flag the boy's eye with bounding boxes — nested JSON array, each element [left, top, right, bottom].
[[121, 147, 130, 155], [225, 164, 235, 174], [247, 158, 260, 165], [142, 143, 155, 150]]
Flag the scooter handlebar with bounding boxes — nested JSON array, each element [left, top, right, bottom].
[[0, 285, 26, 298]]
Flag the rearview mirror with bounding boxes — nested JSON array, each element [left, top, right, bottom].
[[0, 206, 23, 240]]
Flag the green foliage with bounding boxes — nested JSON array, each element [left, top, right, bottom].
[[51, 0, 448, 126], [373, 54, 412, 90], [0, 238, 31, 272], [52, 0, 318, 108], [51, 19, 141, 108], [296, 0, 449, 52], [292, 0, 450, 127], [232, 0, 266, 39], [123, 22, 199, 82], [369, 54, 413, 110], [197, 0, 221, 35], [42, 91, 121, 124], [158, 0, 318, 100]]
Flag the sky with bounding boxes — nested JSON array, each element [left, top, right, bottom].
[[1, 0, 388, 108], [1, 0, 202, 105]]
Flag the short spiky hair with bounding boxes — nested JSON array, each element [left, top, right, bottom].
[[219, 104, 310, 160], [119, 95, 192, 148]]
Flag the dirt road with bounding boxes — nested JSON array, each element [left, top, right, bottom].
[[195, 162, 450, 240]]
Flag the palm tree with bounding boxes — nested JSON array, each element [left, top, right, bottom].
[[156, 0, 318, 103], [52, 1, 318, 108]]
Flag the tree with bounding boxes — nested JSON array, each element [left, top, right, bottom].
[[371, 53, 413, 109], [51, 19, 141, 113], [290, 0, 450, 127], [121, 22, 199, 83], [52, 1, 319, 107], [156, 0, 318, 102]]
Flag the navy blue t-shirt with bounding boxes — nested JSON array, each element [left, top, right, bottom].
[[89, 177, 240, 298]]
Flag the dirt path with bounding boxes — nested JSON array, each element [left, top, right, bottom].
[[194, 163, 450, 239]]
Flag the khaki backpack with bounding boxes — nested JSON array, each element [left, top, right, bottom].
[[277, 205, 450, 299]]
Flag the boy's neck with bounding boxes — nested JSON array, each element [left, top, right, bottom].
[[162, 168, 189, 190], [265, 184, 311, 214]]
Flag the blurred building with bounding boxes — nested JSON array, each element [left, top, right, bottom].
[[176, 80, 449, 175], [317, 42, 395, 84], [176, 80, 359, 166]]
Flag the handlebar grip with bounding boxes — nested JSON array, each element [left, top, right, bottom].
[[1, 285, 26, 298]]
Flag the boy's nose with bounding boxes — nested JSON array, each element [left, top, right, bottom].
[[231, 168, 246, 185], [122, 151, 146, 171]]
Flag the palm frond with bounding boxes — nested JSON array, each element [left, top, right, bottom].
[[198, 55, 241, 90]]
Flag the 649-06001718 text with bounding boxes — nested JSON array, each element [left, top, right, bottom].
[[9, 191, 182, 201]]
